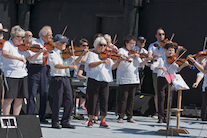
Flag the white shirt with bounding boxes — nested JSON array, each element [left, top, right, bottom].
[[148, 41, 165, 73], [28, 38, 45, 64], [2, 40, 30, 78], [150, 56, 179, 77], [48, 47, 68, 76], [85, 52, 114, 82], [116, 48, 142, 84], [134, 46, 148, 69]]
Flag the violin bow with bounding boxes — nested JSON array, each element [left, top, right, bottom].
[[1, 72, 4, 114], [203, 37, 207, 51], [112, 34, 118, 45], [71, 40, 75, 65], [61, 25, 68, 36], [169, 33, 175, 42]]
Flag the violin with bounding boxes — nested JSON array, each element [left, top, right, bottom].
[[61, 46, 87, 59], [167, 55, 194, 68], [0, 39, 6, 50], [98, 51, 131, 62], [160, 39, 187, 51], [128, 49, 150, 59], [194, 51, 207, 59], [46, 40, 55, 50]]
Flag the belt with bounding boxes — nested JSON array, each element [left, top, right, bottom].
[[29, 63, 49, 67], [52, 76, 69, 79]]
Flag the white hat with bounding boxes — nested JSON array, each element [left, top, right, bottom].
[[0, 23, 8, 32]]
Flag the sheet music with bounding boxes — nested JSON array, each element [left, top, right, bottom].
[[165, 74, 189, 90]]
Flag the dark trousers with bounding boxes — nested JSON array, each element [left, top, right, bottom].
[[201, 88, 207, 121], [86, 78, 109, 116], [27, 64, 50, 120], [157, 77, 174, 120], [137, 68, 145, 93], [50, 77, 73, 126], [118, 84, 137, 119]]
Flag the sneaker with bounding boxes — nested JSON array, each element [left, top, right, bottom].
[[72, 106, 78, 112], [87, 120, 93, 128], [152, 112, 158, 119], [100, 122, 110, 129], [79, 106, 87, 111], [127, 118, 136, 123], [117, 118, 124, 123]]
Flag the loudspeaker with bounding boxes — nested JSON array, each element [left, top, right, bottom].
[[0, 115, 42, 138], [133, 93, 155, 116]]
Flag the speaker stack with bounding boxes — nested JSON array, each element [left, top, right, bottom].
[[0, 115, 42, 138]]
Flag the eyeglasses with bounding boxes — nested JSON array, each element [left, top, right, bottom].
[[99, 44, 106, 47], [139, 40, 145, 43], [157, 33, 165, 36], [82, 45, 89, 47], [17, 36, 25, 39]]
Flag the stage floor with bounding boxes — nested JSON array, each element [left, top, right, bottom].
[[41, 111, 207, 138]]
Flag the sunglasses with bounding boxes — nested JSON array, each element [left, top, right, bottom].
[[99, 44, 106, 47], [139, 40, 145, 43], [17, 36, 25, 39], [82, 45, 89, 47], [157, 33, 165, 36]]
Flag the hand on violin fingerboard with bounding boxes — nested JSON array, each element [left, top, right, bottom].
[[153, 54, 161, 58], [146, 55, 153, 61], [128, 53, 139, 59]]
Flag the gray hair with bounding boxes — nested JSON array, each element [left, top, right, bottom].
[[93, 37, 107, 48], [10, 25, 25, 39], [38, 26, 52, 38], [104, 34, 111, 40]]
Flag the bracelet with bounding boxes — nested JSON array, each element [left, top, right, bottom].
[[192, 60, 196, 64]]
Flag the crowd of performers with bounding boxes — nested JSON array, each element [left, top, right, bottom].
[[0, 23, 207, 129]]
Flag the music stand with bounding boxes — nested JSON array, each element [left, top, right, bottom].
[[156, 74, 190, 136]]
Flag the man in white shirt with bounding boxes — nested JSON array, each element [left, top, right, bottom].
[[48, 34, 77, 129]]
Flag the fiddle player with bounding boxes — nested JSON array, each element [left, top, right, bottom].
[[48, 34, 77, 129], [2, 25, 47, 115], [150, 43, 189, 123], [104, 34, 118, 50], [85, 36, 122, 129], [25, 31, 33, 42], [134, 36, 149, 94], [116, 34, 153, 123], [27, 26, 52, 123], [188, 54, 207, 121]]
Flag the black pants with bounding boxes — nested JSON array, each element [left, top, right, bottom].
[[118, 84, 137, 119], [27, 64, 50, 120], [86, 78, 109, 116], [201, 88, 207, 121], [50, 76, 73, 126], [157, 77, 174, 120]]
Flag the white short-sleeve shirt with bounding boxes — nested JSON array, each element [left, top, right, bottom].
[[116, 47, 142, 84], [85, 52, 114, 82], [2, 40, 30, 78]]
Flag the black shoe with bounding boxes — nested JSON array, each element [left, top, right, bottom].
[[40, 119, 49, 123], [163, 119, 167, 123], [52, 125, 61, 129], [157, 119, 162, 123], [62, 124, 76, 129]]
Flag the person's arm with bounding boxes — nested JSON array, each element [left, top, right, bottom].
[[177, 61, 189, 72], [26, 47, 47, 62], [88, 59, 109, 68], [54, 64, 77, 71], [72, 50, 89, 65], [2, 50, 27, 64], [139, 55, 153, 67], [188, 55, 207, 74], [77, 69, 87, 79], [192, 73, 203, 88], [80, 51, 89, 65]]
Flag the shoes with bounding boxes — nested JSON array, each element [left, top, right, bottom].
[[52, 125, 61, 129], [127, 118, 136, 123], [152, 112, 158, 119], [100, 122, 110, 129], [157, 119, 162, 123], [163, 118, 167, 123], [62, 124, 76, 129], [72, 106, 78, 112], [157, 118, 167, 123], [88, 120, 93, 128], [79, 106, 87, 111], [40, 119, 49, 123], [117, 118, 124, 123]]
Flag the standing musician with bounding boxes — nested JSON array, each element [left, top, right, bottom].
[[85, 36, 121, 129], [134, 36, 149, 94], [116, 34, 153, 123], [188, 54, 207, 121], [27, 26, 52, 123], [150, 43, 189, 123], [2, 25, 47, 115], [104, 34, 118, 50], [25, 31, 34, 43], [48, 34, 77, 129]]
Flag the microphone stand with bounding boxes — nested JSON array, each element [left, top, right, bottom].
[[156, 44, 175, 137]]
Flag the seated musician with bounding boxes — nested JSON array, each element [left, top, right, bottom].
[[48, 34, 77, 129], [85, 36, 123, 129], [150, 43, 189, 123], [2, 25, 47, 115], [115, 34, 152, 123]]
